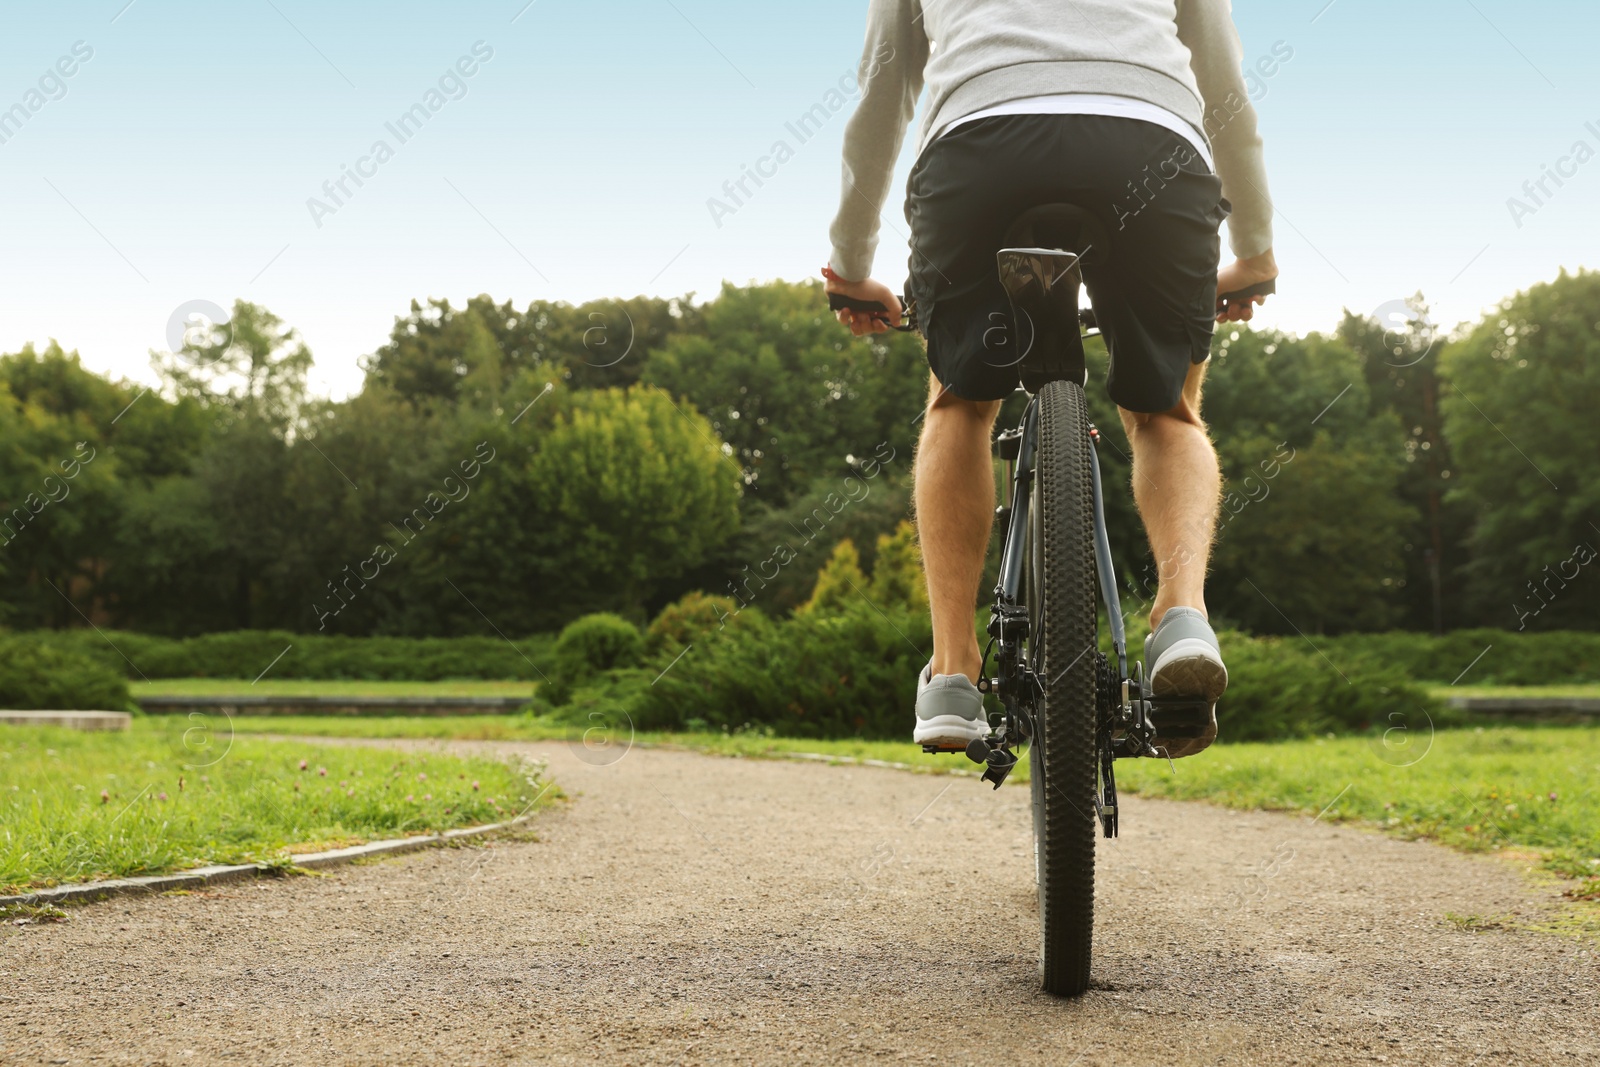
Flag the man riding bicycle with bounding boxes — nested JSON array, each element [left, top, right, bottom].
[[824, 0, 1278, 757]]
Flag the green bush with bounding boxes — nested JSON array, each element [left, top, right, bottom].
[[542, 614, 645, 705], [1215, 633, 1443, 742], [9, 630, 554, 681], [0, 637, 130, 711], [866, 521, 928, 613], [630, 511, 1448, 744], [635, 604, 929, 738], [645, 592, 741, 657], [631, 607, 1441, 744], [798, 539, 867, 617], [544, 667, 653, 731], [1313, 628, 1600, 685]]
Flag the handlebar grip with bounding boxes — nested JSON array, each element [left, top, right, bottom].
[[1217, 278, 1276, 304], [826, 290, 918, 332], [827, 293, 893, 316]]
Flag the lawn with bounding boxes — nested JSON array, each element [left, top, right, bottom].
[[1437, 684, 1600, 700], [230, 714, 1600, 898], [133, 678, 537, 700], [228, 713, 985, 772], [1115, 725, 1600, 888], [0, 718, 552, 893]]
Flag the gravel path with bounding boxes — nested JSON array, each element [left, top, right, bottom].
[[4, 738, 1597, 1066]]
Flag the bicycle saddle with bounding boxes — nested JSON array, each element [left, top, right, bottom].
[[997, 204, 1109, 394]]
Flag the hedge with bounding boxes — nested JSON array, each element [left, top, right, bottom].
[[635, 606, 932, 738], [0, 636, 131, 710], [632, 606, 1443, 743], [9, 630, 554, 682], [9, 622, 1591, 732], [1311, 628, 1600, 686]]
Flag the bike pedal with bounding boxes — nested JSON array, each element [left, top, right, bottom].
[[979, 745, 1018, 790], [919, 742, 970, 755]]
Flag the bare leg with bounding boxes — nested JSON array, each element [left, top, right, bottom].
[[1118, 361, 1220, 630], [915, 374, 1002, 683]]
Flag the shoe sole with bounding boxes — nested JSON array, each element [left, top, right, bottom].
[[1150, 704, 1217, 760], [913, 714, 990, 746], [1148, 638, 1226, 759], [1149, 638, 1229, 702]]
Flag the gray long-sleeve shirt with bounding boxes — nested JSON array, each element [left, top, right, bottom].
[[828, 0, 1274, 280]]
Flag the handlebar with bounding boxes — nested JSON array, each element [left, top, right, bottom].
[[827, 278, 1276, 330], [826, 291, 919, 332], [1216, 278, 1275, 307]]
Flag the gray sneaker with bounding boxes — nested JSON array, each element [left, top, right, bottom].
[[1142, 607, 1227, 758], [913, 664, 989, 747]]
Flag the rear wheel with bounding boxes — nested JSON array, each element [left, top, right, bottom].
[[1025, 379, 1099, 997]]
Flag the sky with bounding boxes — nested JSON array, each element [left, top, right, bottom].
[[2, 0, 1597, 399]]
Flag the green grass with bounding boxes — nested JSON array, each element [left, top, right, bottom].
[[134, 678, 538, 699], [229, 713, 987, 772], [0, 719, 552, 893], [1432, 684, 1600, 700], [1114, 725, 1600, 886], [230, 713, 562, 741]]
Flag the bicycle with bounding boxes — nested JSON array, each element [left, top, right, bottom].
[[829, 203, 1273, 997]]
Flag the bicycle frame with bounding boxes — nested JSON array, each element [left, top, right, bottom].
[[970, 382, 1175, 838]]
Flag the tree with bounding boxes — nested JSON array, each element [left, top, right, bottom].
[[187, 415, 295, 629], [360, 299, 505, 411], [243, 381, 500, 635], [155, 300, 312, 429], [362, 293, 701, 407], [1338, 296, 1469, 633], [0, 380, 122, 627], [105, 474, 233, 634], [1439, 269, 1600, 630], [419, 376, 744, 633], [716, 461, 912, 616], [1199, 327, 1416, 634], [471, 292, 701, 391], [1208, 428, 1417, 632], [0, 344, 202, 630], [140, 302, 314, 627], [642, 280, 926, 508]]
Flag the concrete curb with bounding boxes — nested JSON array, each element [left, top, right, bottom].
[[0, 810, 540, 910], [1, 710, 131, 731]]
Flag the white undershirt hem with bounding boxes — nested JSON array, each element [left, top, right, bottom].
[[937, 92, 1214, 172]]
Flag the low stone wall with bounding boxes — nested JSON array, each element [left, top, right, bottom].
[[1444, 696, 1600, 718]]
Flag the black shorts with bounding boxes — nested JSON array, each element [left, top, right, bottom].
[[904, 112, 1231, 413]]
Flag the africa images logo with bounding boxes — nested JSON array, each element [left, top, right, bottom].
[[0, 40, 93, 147]]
